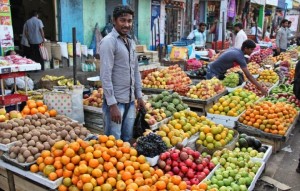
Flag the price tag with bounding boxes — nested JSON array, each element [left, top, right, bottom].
[[1, 67, 11, 74]]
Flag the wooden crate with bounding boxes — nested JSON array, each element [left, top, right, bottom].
[[0, 167, 9, 191], [13, 174, 49, 191], [84, 108, 104, 135]]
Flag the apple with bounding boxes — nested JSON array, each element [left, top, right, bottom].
[[173, 166, 180, 174], [171, 153, 179, 161], [197, 164, 204, 172], [181, 166, 189, 174], [0, 108, 6, 115], [0, 115, 6, 122]]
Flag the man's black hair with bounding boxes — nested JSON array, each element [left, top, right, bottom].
[[234, 23, 243, 29], [113, 5, 134, 19], [199, 22, 207, 27], [281, 19, 288, 25], [5, 50, 14, 56], [288, 21, 292, 24], [241, 40, 256, 50], [31, 10, 38, 17]]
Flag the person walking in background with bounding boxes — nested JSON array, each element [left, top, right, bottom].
[[276, 19, 290, 54], [100, 5, 145, 142], [24, 11, 45, 70], [21, 23, 30, 58], [233, 23, 248, 49]]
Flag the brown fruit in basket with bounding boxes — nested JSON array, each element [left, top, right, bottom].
[[32, 114, 38, 120], [20, 147, 27, 154], [25, 115, 32, 120], [34, 121, 41, 127], [4, 123, 12, 130], [26, 156, 35, 163], [17, 154, 25, 163], [2, 138, 10, 144], [36, 142, 44, 152], [40, 134, 47, 142], [17, 134, 23, 140], [9, 152, 17, 159], [50, 133, 57, 140], [3, 132, 11, 139], [74, 128, 81, 135], [14, 141, 22, 147], [65, 134, 71, 142], [10, 137, 17, 142], [15, 119, 24, 126], [48, 139, 55, 147], [34, 153, 41, 159], [30, 147, 39, 155], [20, 138, 27, 144], [24, 133, 32, 141], [15, 127, 23, 134], [43, 142, 51, 150], [24, 119, 31, 125], [23, 150, 31, 159], [60, 130, 68, 138], [13, 146, 20, 154], [31, 136, 39, 142], [28, 140, 35, 147], [23, 126, 29, 133], [11, 130, 17, 137], [40, 118, 46, 125], [11, 122, 19, 128]]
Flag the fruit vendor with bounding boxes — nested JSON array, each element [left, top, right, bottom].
[[100, 5, 145, 142], [206, 40, 268, 95], [187, 21, 217, 49]]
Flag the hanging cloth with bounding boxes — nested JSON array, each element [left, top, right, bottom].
[[228, 0, 236, 18]]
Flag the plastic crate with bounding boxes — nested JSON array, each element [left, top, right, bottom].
[[211, 41, 230, 50]]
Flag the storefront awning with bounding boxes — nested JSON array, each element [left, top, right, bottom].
[[251, 0, 266, 5], [277, 0, 286, 8], [292, 0, 300, 8], [266, 0, 278, 6]]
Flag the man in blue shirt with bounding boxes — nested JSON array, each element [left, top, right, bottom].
[[206, 40, 267, 95], [187, 22, 216, 48]]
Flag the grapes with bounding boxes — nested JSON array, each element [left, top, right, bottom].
[[135, 133, 168, 157]]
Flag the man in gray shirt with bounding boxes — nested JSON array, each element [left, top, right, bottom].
[[100, 5, 144, 142], [276, 19, 290, 53], [25, 11, 45, 70]]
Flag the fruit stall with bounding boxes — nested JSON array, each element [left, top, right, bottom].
[[0, 45, 299, 191]]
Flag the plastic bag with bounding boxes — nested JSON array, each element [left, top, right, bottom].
[[39, 45, 49, 61], [170, 46, 188, 61], [133, 108, 149, 139]]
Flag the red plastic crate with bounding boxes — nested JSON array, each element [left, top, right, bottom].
[[0, 94, 28, 106], [212, 41, 230, 50]]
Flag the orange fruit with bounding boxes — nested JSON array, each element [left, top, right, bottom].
[[37, 106, 46, 114], [108, 168, 118, 178], [89, 158, 99, 168], [91, 168, 102, 178], [93, 150, 102, 158], [55, 169, 63, 178], [36, 100, 44, 107], [121, 171, 132, 181], [60, 156, 70, 165], [22, 107, 30, 115], [65, 148, 76, 158], [155, 180, 166, 189], [83, 182, 93, 191], [38, 163, 46, 172], [30, 164, 39, 173], [65, 163, 75, 171], [106, 177, 117, 187], [49, 109, 57, 117], [106, 140, 115, 148], [81, 174, 92, 183], [41, 150, 51, 158], [116, 180, 126, 191], [28, 102, 37, 109], [78, 164, 88, 174], [44, 156, 54, 165], [48, 172, 58, 181], [199, 182, 208, 190], [53, 161, 63, 169], [62, 169, 72, 178], [58, 185, 68, 191], [101, 183, 113, 191], [71, 155, 81, 165], [36, 157, 44, 165]]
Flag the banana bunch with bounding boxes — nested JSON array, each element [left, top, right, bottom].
[[57, 78, 81, 88], [41, 75, 65, 81]]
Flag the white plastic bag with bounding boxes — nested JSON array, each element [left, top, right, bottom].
[[43, 85, 84, 123], [58, 42, 68, 59], [81, 45, 88, 57]]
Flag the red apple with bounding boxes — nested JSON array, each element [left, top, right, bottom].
[[181, 166, 189, 174], [197, 164, 204, 172], [203, 168, 210, 175], [185, 159, 193, 167]]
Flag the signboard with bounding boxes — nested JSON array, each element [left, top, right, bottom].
[[285, 15, 299, 31], [0, 25, 13, 47], [292, 0, 300, 8], [251, 0, 266, 5], [266, 0, 278, 6], [0, 0, 13, 55]]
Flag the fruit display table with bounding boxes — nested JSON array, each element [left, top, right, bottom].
[[0, 159, 61, 191], [236, 113, 299, 153], [181, 90, 228, 116]]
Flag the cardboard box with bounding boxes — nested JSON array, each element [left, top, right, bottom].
[[143, 51, 159, 62], [136, 45, 147, 53]]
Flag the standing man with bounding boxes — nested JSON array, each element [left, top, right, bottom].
[[276, 19, 290, 53], [233, 23, 248, 49], [100, 5, 144, 142], [25, 11, 45, 70], [187, 21, 217, 49]]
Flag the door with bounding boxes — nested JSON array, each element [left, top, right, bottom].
[[165, 7, 183, 45]]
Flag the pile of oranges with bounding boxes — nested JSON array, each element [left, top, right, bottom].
[[21, 100, 57, 117], [239, 101, 298, 135], [30, 135, 208, 191]]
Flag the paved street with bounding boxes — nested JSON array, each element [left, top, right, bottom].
[[254, 122, 300, 191]]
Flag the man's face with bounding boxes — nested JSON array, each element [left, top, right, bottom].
[[113, 13, 133, 36], [283, 21, 288, 28], [244, 48, 254, 56], [234, 26, 240, 34], [199, 25, 206, 32], [288, 23, 291, 28]]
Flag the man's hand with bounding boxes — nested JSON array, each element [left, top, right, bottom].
[[109, 104, 121, 124], [260, 88, 268, 96], [137, 98, 145, 110], [277, 47, 280, 53]]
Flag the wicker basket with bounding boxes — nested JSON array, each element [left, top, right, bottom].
[[51, 43, 62, 60], [39, 79, 59, 90]]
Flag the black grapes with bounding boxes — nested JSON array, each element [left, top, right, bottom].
[[136, 133, 168, 157]]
